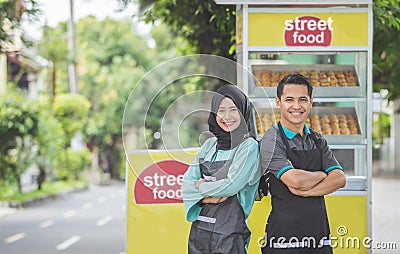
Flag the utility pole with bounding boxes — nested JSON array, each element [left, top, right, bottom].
[[68, 0, 78, 94]]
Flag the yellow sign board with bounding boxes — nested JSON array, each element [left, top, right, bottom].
[[248, 12, 368, 47], [126, 150, 368, 253], [126, 150, 196, 254]]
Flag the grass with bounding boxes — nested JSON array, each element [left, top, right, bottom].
[[0, 180, 88, 202]]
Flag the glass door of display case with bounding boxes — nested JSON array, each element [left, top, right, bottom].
[[249, 51, 369, 177]]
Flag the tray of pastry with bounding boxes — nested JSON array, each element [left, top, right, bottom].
[[253, 107, 364, 145], [249, 63, 362, 98]]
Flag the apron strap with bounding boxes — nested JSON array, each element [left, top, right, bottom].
[[277, 121, 291, 150], [308, 129, 322, 149]]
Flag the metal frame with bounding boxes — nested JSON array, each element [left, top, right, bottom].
[[231, 1, 373, 252]]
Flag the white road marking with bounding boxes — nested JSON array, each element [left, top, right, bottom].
[[63, 210, 76, 218], [56, 235, 81, 251], [39, 220, 54, 229], [5, 233, 25, 243], [96, 215, 112, 226], [83, 202, 93, 209]]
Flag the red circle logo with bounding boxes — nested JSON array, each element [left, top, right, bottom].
[[284, 16, 333, 47], [134, 160, 189, 204]]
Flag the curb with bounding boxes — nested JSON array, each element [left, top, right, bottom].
[[1, 185, 89, 209]]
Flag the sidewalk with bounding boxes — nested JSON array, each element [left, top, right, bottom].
[[372, 177, 400, 253], [0, 206, 17, 218], [0, 184, 89, 218]]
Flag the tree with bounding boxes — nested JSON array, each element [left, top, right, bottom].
[[75, 16, 152, 179], [119, 0, 235, 60], [0, 92, 39, 192], [52, 93, 91, 144], [36, 15, 191, 179], [35, 96, 66, 189], [373, 0, 400, 107], [37, 23, 70, 100], [75, 17, 197, 178]]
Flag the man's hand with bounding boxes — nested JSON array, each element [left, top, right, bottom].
[[289, 169, 346, 197], [281, 169, 327, 191], [288, 186, 311, 197]]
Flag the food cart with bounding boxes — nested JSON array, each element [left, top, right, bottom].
[[124, 1, 373, 253], [214, 0, 373, 253]]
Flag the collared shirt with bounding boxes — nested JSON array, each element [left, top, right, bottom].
[[260, 123, 343, 179]]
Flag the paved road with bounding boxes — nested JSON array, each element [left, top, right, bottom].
[[0, 182, 125, 254], [0, 178, 399, 254]]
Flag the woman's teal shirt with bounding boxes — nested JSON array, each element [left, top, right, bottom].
[[182, 137, 260, 222]]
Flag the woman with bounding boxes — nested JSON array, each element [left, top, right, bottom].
[[182, 84, 260, 254]]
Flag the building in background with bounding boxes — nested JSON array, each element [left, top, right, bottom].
[[1, 18, 49, 98]]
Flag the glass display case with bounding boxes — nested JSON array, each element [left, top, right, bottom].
[[248, 51, 369, 176], [215, 1, 373, 253]]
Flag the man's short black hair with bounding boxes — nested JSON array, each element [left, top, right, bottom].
[[277, 73, 313, 99]]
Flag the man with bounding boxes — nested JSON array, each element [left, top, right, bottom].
[[259, 73, 346, 254]]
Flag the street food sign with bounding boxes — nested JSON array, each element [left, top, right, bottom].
[[134, 160, 187, 204], [126, 149, 196, 253], [284, 16, 333, 46], [248, 11, 368, 47]]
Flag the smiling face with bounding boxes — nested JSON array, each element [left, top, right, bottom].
[[276, 84, 313, 133], [216, 97, 241, 132]]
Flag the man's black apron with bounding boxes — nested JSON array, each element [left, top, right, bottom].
[[262, 122, 332, 254], [188, 145, 250, 254]]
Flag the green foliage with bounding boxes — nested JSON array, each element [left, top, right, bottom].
[[0, 94, 38, 146], [52, 93, 91, 142], [36, 23, 70, 95], [0, 179, 18, 200], [372, 112, 391, 144], [54, 148, 91, 181], [73, 16, 191, 176], [0, 93, 39, 191], [37, 23, 68, 62], [74, 16, 152, 178], [136, 0, 236, 59], [0, 180, 87, 201], [35, 96, 66, 188], [373, 0, 400, 103]]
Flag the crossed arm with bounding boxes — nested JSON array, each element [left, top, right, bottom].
[[196, 178, 228, 204], [193, 139, 260, 204], [281, 168, 346, 197]]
